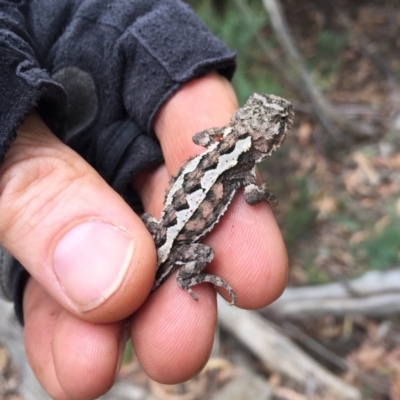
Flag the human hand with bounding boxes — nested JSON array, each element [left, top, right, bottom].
[[0, 73, 288, 399]]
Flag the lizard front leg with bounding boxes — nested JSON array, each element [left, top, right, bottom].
[[172, 243, 237, 305], [192, 127, 223, 147], [244, 167, 278, 206]]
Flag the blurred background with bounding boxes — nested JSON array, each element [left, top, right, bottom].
[[1, 1, 399, 399], [184, 1, 400, 399]]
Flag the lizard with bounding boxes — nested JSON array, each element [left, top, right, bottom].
[[142, 93, 294, 305]]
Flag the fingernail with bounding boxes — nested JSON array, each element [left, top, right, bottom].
[[53, 221, 134, 311]]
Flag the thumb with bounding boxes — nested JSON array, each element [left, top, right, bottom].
[[0, 112, 156, 323]]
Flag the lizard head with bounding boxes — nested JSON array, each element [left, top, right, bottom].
[[231, 93, 294, 155]]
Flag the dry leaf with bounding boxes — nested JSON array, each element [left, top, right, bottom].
[[353, 152, 379, 185], [0, 347, 9, 373], [313, 195, 337, 220], [354, 344, 386, 371], [349, 231, 368, 245], [202, 357, 232, 373], [150, 375, 207, 400], [268, 372, 282, 387], [298, 121, 313, 146]]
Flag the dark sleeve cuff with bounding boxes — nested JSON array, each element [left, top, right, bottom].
[[121, 0, 236, 134], [0, 48, 67, 162], [11, 261, 29, 325], [0, 0, 236, 321]]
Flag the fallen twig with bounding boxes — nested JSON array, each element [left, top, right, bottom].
[[217, 298, 361, 399], [265, 268, 400, 318], [258, 0, 375, 140], [281, 321, 390, 395]]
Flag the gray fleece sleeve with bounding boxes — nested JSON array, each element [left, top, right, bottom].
[[0, 0, 236, 321]]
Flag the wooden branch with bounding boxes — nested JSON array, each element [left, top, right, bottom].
[[272, 293, 400, 319], [232, 0, 298, 91], [265, 269, 400, 318], [281, 321, 391, 395], [260, 0, 375, 140], [217, 298, 361, 400]]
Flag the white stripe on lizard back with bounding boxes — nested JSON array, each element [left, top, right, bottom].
[[157, 136, 252, 265]]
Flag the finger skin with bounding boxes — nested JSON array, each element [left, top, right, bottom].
[[24, 278, 125, 400], [131, 275, 217, 383], [0, 112, 156, 322], [131, 73, 288, 383], [23, 279, 69, 400]]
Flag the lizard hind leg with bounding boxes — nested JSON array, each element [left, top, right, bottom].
[[181, 273, 237, 305], [175, 243, 237, 305], [244, 183, 278, 206]]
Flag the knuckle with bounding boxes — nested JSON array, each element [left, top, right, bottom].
[[0, 150, 86, 243]]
